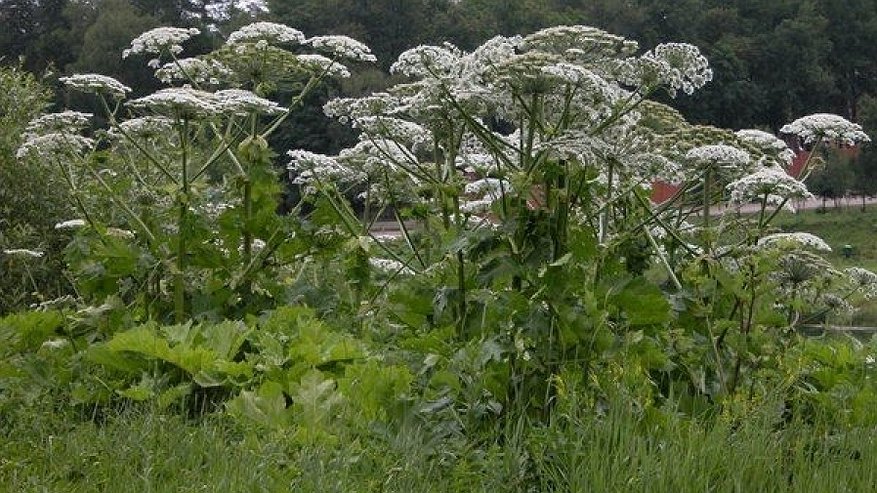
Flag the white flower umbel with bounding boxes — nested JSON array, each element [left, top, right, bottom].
[[307, 35, 377, 63], [727, 167, 812, 205], [686, 144, 751, 175], [846, 267, 877, 299], [128, 87, 222, 117], [227, 22, 305, 46], [154, 58, 232, 85], [112, 116, 176, 138], [391, 44, 461, 78], [3, 248, 44, 258], [353, 116, 431, 149], [295, 54, 351, 78], [736, 129, 796, 167], [25, 111, 92, 137], [60, 74, 132, 98], [780, 113, 871, 146], [123, 27, 200, 59], [521, 25, 638, 59], [636, 43, 712, 97], [17, 133, 95, 160], [54, 219, 87, 230], [288, 149, 365, 194], [758, 232, 832, 252], [369, 258, 414, 276], [213, 89, 286, 115]]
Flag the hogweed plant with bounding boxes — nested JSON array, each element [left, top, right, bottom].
[[18, 23, 374, 323], [289, 25, 877, 410], [13, 21, 877, 421]]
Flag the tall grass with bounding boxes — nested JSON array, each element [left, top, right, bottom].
[[3, 399, 876, 492]]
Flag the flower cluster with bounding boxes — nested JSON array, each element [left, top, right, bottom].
[[128, 87, 221, 117], [17, 133, 95, 160], [686, 144, 751, 175], [726, 167, 811, 205], [735, 129, 795, 167], [295, 54, 351, 78], [122, 27, 200, 59], [60, 74, 132, 98], [780, 113, 870, 146], [287, 150, 365, 194], [846, 267, 877, 299], [521, 25, 638, 60], [391, 44, 461, 78], [112, 116, 176, 138], [758, 232, 832, 252], [155, 58, 232, 85], [307, 35, 377, 63], [227, 22, 305, 46], [369, 258, 414, 276], [214, 89, 286, 115], [635, 43, 713, 97], [24, 111, 92, 137]]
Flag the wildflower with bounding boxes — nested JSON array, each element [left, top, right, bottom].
[[60, 74, 132, 98], [227, 22, 305, 46], [213, 89, 286, 115], [391, 44, 461, 78], [307, 35, 377, 63], [112, 116, 176, 138], [154, 57, 232, 85], [353, 116, 431, 149], [369, 258, 414, 276], [633, 43, 712, 97], [736, 129, 796, 167], [54, 219, 86, 230], [123, 27, 200, 59], [3, 248, 44, 258], [25, 111, 92, 137], [686, 144, 751, 175], [17, 133, 95, 160], [780, 113, 870, 146], [127, 87, 222, 117], [295, 54, 351, 78], [845, 267, 877, 299], [521, 25, 638, 59], [726, 168, 812, 205], [758, 232, 832, 252]]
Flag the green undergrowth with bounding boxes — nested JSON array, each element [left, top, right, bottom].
[[2, 398, 876, 492]]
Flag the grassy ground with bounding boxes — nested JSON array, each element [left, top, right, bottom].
[[2, 400, 877, 492]]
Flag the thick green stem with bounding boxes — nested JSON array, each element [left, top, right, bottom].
[[174, 119, 190, 323]]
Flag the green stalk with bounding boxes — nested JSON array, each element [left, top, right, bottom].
[[174, 119, 190, 323]]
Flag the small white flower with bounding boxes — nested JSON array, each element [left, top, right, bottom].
[[127, 87, 222, 117], [369, 258, 413, 276], [60, 74, 132, 98], [726, 168, 812, 205], [686, 144, 751, 175], [112, 116, 176, 138], [635, 43, 713, 97], [391, 44, 461, 78], [227, 22, 305, 46], [307, 35, 377, 63], [295, 54, 351, 78], [213, 89, 286, 115], [25, 111, 92, 137], [54, 219, 87, 230], [736, 129, 796, 167], [17, 133, 95, 160], [758, 232, 832, 252], [780, 113, 870, 146], [123, 27, 200, 59], [154, 57, 232, 85]]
